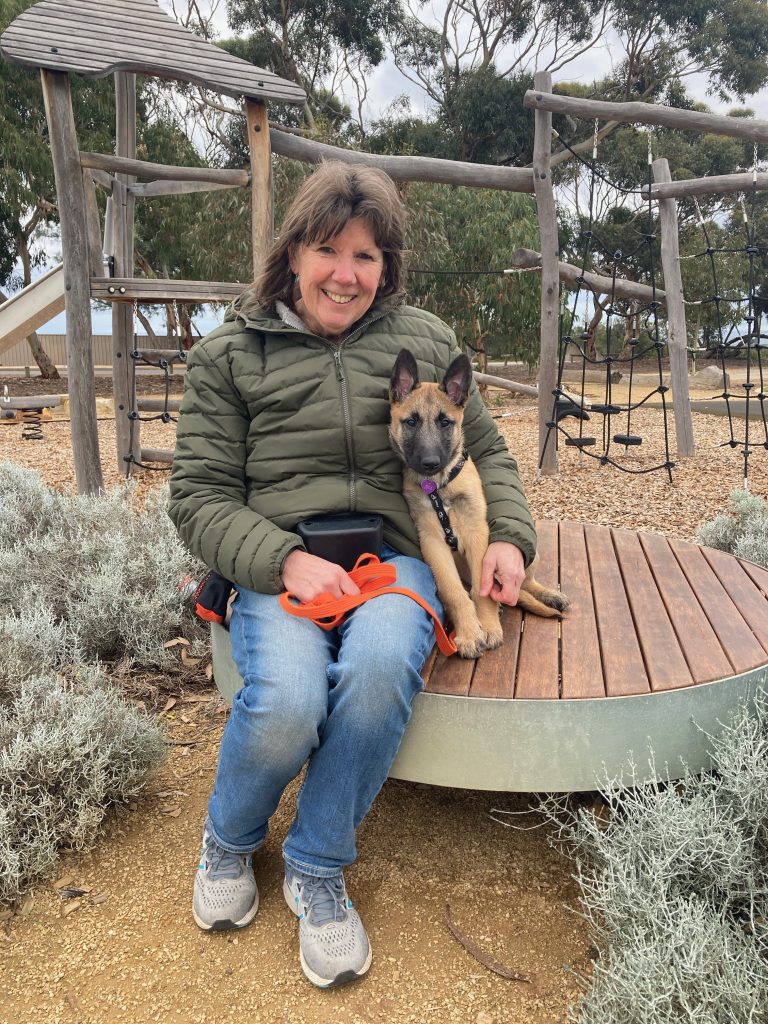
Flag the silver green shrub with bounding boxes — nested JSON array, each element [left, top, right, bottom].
[[0, 666, 166, 905], [0, 463, 204, 674], [543, 682, 768, 1023], [697, 490, 768, 568]]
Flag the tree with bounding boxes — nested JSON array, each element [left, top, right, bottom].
[[404, 183, 541, 366]]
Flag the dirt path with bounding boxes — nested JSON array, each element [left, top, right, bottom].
[[3, 706, 590, 1024]]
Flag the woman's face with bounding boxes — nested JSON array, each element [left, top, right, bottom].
[[289, 218, 385, 339]]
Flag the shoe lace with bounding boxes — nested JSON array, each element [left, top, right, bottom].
[[205, 840, 246, 882], [300, 875, 349, 927]]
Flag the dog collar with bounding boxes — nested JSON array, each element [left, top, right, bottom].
[[420, 449, 469, 549]]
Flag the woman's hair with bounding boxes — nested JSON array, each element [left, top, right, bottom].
[[249, 161, 407, 313]]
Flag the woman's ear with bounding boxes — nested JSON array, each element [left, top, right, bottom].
[[288, 244, 298, 275]]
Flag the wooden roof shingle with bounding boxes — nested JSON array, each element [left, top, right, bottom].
[[0, 0, 306, 105]]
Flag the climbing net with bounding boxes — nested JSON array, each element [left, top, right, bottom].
[[541, 123, 675, 482], [683, 150, 768, 485]]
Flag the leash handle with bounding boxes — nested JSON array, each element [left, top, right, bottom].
[[278, 553, 457, 657]]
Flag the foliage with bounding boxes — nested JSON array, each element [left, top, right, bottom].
[[541, 685, 768, 1022], [0, 667, 166, 905], [0, 463, 204, 680], [404, 183, 541, 363], [697, 489, 768, 568]]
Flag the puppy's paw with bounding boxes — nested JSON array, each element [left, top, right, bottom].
[[481, 626, 504, 651], [542, 590, 569, 612], [453, 620, 486, 659]]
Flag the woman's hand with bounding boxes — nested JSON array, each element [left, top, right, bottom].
[[280, 549, 361, 603], [478, 541, 526, 606]]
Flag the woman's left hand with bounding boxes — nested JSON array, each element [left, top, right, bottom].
[[478, 541, 526, 606]]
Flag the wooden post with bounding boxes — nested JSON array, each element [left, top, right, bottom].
[[245, 99, 273, 279], [82, 169, 105, 279], [112, 72, 140, 474], [653, 158, 695, 458], [532, 71, 560, 475], [40, 70, 104, 495]]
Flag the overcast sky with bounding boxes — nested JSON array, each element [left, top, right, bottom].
[[34, 1, 768, 336]]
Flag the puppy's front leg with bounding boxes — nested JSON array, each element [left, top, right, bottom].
[[419, 533, 486, 659], [461, 526, 503, 651]]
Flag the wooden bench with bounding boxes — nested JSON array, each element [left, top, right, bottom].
[[211, 520, 768, 792]]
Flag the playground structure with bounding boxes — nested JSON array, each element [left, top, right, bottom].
[[1, 0, 767, 793]]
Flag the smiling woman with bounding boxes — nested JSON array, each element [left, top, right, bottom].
[[167, 160, 537, 990]]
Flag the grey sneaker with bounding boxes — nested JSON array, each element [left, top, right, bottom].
[[193, 827, 259, 931], [283, 865, 372, 987]]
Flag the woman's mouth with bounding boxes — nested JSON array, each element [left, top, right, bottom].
[[322, 290, 355, 305]]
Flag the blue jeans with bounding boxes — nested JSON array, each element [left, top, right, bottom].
[[206, 545, 441, 877]]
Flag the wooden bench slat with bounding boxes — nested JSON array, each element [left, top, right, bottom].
[[559, 520, 606, 698], [740, 558, 768, 596], [469, 605, 522, 698], [425, 648, 475, 696], [670, 539, 767, 674], [585, 525, 650, 696], [701, 548, 768, 653], [612, 530, 694, 691], [514, 520, 561, 699], [639, 532, 733, 682]]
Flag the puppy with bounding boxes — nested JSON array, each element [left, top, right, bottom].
[[389, 348, 568, 658]]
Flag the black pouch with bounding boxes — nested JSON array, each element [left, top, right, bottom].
[[296, 513, 383, 572]]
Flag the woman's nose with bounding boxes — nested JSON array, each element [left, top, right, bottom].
[[331, 257, 356, 284]]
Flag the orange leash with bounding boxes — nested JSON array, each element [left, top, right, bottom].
[[278, 553, 457, 657]]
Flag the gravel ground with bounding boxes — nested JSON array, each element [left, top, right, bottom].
[[0, 373, 766, 1024]]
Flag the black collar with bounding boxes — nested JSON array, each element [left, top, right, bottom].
[[420, 449, 469, 550]]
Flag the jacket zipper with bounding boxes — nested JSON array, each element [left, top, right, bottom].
[[333, 347, 356, 510]]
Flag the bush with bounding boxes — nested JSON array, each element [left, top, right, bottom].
[[0, 667, 166, 905], [697, 490, 768, 568], [0, 463, 204, 685], [543, 682, 768, 1023]]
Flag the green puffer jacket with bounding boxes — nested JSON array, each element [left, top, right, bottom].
[[168, 295, 536, 594]]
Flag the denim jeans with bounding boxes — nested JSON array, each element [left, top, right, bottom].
[[206, 545, 441, 877]]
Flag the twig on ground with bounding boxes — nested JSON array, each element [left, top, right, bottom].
[[444, 903, 533, 983]]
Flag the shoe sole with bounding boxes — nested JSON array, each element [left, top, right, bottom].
[[282, 878, 373, 988], [193, 891, 259, 932]]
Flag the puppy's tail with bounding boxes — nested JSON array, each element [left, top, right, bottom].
[[517, 582, 570, 620]]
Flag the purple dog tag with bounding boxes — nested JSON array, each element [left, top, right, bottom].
[[421, 480, 437, 494]]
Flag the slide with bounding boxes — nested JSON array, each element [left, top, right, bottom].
[[0, 265, 66, 355]]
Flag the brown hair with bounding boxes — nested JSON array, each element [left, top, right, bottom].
[[247, 162, 407, 314]]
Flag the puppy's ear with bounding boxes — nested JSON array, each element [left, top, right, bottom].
[[390, 349, 420, 402], [441, 354, 472, 406]]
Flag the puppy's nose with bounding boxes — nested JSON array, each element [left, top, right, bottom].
[[420, 458, 441, 474]]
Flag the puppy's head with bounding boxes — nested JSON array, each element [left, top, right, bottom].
[[389, 348, 472, 477]]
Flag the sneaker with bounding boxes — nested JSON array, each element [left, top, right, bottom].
[[283, 865, 372, 988], [192, 827, 259, 931]]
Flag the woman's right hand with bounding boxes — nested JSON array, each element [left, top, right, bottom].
[[280, 549, 361, 603]]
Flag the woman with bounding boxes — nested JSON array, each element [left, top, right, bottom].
[[168, 162, 537, 988]]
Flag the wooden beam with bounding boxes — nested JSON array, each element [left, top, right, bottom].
[[532, 71, 560, 476], [82, 167, 105, 278], [0, 394, 63, 410], [112, 72, 140, 474], [80, 151, 250, 185], [653, 158, 695, 458], [269, 128, 536, 193], [245, 99, 273, 279], [524, 90, 768, 143], [140, 446, 174, 464], [506, 248, 667, 305], [473, 371, 589, 408], [137, 398, 182, 413], [129, 179, 244, 198], [40, 69, 103, 495], [643, 171, 768, 200], [91, 278, 245, 302]]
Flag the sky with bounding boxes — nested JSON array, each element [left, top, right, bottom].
[[27, 1, 768, 337]]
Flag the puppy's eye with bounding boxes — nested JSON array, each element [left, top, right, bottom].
[[437, 413, 453, 428], [404, 413, 420, 427]]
